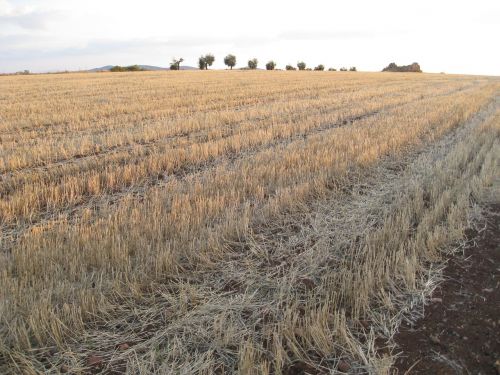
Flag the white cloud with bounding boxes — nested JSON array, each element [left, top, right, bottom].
[[0, 0, 499, 75], [0, 0, 60, 30]]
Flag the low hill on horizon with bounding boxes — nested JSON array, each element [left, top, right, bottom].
[[88, 64, 197, 72]]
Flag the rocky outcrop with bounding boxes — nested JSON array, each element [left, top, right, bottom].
[[382, 62, 422, 72]]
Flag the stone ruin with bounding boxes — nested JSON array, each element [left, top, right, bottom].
[[382, 62, 422, 72]]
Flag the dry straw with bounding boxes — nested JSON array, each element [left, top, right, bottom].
[[0, 71, 498, 373]]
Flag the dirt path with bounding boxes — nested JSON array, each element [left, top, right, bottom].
[[393, 203, 500, 374]]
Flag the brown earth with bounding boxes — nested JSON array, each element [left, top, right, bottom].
[[393, 203, 500, 375]]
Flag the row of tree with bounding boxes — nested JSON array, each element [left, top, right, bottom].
[[170, 55, 356, 72], [110, 65, 144, 72], [285, 64, 356, 71]]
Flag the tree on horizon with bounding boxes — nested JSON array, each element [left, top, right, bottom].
[[224, 54, 237, 70], [248, 58, 258, 69], [170, 57, 184, 70], [198, 54, 215, 70], [266, 61, 276, 70]]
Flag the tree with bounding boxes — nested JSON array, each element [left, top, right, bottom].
[[110, 66, 125, 72], [205, 54, 215, 69], [127, 65, 142, 71], [328, 67, 337, 71], [297, 61, 306, 70], [198, 56, 206, 70], [265, 61, 276, 70], [314, 64, 325, 71], [198, 54, 215, 70], [349, 66, 357, 71], [285, 65, 296, 70], [248, 58, 258, 69], [340, 67, 348, 71], [224, 54, 237, 70], [170, 57, 184, 70]]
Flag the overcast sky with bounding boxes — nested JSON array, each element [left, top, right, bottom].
[[1, 0, 499, 75]]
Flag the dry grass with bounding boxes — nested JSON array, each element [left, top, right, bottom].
[[0, 70, 498, 373]]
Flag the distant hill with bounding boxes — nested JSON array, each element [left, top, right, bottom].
[[173, 65, 198, 70], [88, 65, 197, 72], [88, 65, 114, 72]]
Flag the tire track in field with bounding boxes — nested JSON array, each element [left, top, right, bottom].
[[0, 81, 479, 196], [1, 87, 490, 252], [0, 79, 376, 137], [0, 85, 427, 191], [0, 77, 428, 172], [0, 104, 404, 250], [0, 83, 395, 174]]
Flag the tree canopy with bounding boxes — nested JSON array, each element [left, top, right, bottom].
[[248, 58, 258, 70], [265, 61, 276, 70], [224, 54, 237, 70]]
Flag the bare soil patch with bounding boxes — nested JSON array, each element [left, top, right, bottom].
[[394, 203, 500, 374]]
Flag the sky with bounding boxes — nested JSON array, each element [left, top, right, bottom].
[[0, 0, 499, 75]]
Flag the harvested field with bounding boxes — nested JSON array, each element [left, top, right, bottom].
[[0, 71, 499, 374]]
